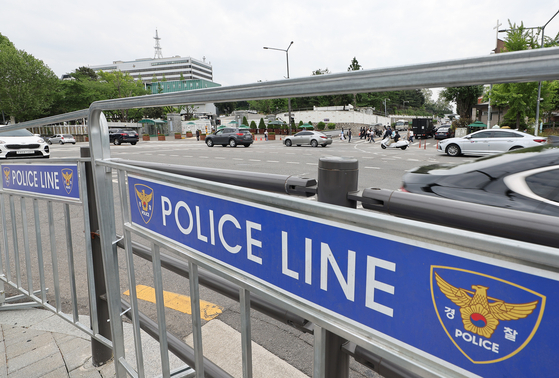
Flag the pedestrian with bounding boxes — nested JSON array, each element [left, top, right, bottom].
[[407, 128, 414, 143], [264, 129, 268, 141], [348, 129, 352, 143], [369, 128, 375, 143], [340, 130, 345, 141], [195, 129, 200, 141]]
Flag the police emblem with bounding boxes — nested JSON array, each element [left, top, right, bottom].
[[61, 168, 74, 194], [134, 184, 154, 224], [431, 266, 545, 364], [3, 167, 10, 187]]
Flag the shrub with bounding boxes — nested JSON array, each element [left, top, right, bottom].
[[317, 121, 326, 130], [327, 123, 336, 129], [258, 118, 266, 129], [250, 120, 257, 129], [298, 120, 304, 126]]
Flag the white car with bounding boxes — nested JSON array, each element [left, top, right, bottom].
[[0, 128, 50, 159], [438, 129, 547, 157], [47, 134, 76, 145]]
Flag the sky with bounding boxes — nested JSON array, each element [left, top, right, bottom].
[[3, 1, 559, 103]]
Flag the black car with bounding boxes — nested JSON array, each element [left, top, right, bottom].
[[401, 144, 559, 216], [205, 127, 253, 147], [109, 129, 139, 145], [434, 126, 454, 140]]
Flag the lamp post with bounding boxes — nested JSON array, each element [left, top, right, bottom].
[[383, 98, 390, 119], [499, 9, 559, 135], [264, 41, 294, 135]]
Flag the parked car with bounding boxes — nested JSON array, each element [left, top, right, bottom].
[[438, 129, 546, 156], [283, 131, 332, 147], [0, 128, 50, 159], [47, 134, 76, 145], [434, 126, 454, 140], [402, 144, 559, 216], [205, 127, 253, 147], [109, 129, 139, 145]]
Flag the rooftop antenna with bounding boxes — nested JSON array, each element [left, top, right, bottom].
[[153, 29, 163, 59]]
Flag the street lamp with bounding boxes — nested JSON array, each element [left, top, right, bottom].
[[383, 98, 390, 119], [264, 41, 294, 134], [499, 9, 559, 135]]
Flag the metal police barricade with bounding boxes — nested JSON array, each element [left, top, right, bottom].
[[3, 47, 559, 377], [0, 157, 112, 354]]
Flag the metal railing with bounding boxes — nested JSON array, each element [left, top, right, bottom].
[[2, 47, 559, 378]]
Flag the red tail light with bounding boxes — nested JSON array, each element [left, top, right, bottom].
[[534, 139, 546, 143], [236, 133, 243, 136], [400, 187, 409, 192]]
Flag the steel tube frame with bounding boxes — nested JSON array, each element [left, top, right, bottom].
[[7, 48, 559, 378]]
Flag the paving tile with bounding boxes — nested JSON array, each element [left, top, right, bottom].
[[7, 352, 65, 378], [5, 331, 52, 360], [7, 341, 60, 375], [54, 333, 93, 372]]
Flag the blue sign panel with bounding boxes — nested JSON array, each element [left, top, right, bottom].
[[128, 176, 559, 377], [2, 164, 80, 200]]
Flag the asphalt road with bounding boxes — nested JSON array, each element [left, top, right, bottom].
[[11, 135, 475, 377]]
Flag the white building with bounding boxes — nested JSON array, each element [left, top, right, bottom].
[[89, 30, 213, 84], [89, 55, 213, 84]]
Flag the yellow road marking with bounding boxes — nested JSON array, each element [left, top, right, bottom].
[[123, 285, 223, 321]]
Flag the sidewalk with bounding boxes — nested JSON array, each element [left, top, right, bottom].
[[0, 308, 308, 378], [0, 308, 185, 378]]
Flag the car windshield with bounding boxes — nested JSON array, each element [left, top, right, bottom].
[[0, 128, 33, 137], [438, 128, 449, 132], [63, 134, 73, 138]]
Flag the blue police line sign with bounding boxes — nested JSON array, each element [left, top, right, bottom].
[[128, 175, 559, 377], [2, 164, 80, 200]]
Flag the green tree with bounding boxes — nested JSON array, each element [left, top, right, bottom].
[[258, 118, 266, 130], [242, 116, 249, 126], [440, 86, 484, 120], [0, 33, 59, 122], [250, 120, 257, 129], [347, 57, 362, 71], [97, 70, 148, 121], [486, 21, 559, 127]]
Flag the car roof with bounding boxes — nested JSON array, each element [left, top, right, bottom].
[[413, 145, 559, 176]]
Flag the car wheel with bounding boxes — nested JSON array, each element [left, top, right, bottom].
[[72, 142, 76, 145], [206, 139, 214, 147], [229, 139, 237, 147], [131, 142, 137, 145], [311, 140, 318, 148], [446, 144, 461, 156], [47, 140, 52, 145], [222, 144, 227, 147], [285, 139, 292, 147], [243, 144, 251, 147], [59, 141, 64, 145], [114, 139, 121, 145], [401, 145, 408, 150], [381, 144, 386, 149], [321, 144, 327, 147]]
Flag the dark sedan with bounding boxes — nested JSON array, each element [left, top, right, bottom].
[[434, 126, 454, 140], [205, 127, 253, 147], [401, 144, 559, 216], [109, 129, 139, 145]]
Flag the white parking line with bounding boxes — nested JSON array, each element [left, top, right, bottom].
[[215, 157, 225, 160], [266, 161, 279, 163], [249, 159, 261, 162], [286, 162, 299, 164], [364, 166, 381, 169], [232, 158, 243, 161]]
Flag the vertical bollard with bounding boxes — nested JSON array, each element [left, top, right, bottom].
[[316, 157, 358, 378], [81, 147, 113, 365]]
